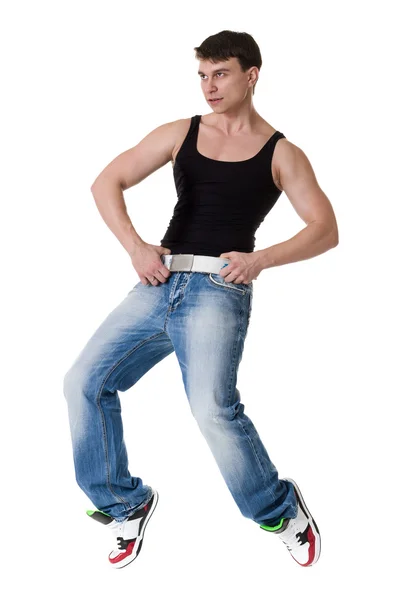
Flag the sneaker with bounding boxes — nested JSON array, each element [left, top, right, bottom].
[[259, 478, 321, 567], [87, 489, 159, 568]]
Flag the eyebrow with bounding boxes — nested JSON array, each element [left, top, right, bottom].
[[198, 68, 231, 75]]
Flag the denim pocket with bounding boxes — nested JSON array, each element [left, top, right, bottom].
[[207, 272, 251, 295]]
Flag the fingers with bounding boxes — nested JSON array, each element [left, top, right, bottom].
[[146, 263, 171, 286]]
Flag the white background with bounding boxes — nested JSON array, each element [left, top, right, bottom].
[[1, 0, 398, 597]]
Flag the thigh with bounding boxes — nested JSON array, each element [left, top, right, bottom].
[[64, 281, 174, 394], [167, 272, 253, 419]]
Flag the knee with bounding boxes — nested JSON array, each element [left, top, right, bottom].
[[191, 403, 224, 428], [63, 367, 75, 402], [192, 402, 241, 428], [63, 362, 87, 402], [63, 362, 92, 440]]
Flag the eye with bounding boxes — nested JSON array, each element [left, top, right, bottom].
[[200, 72, 225, 80]]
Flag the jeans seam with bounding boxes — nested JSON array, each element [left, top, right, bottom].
[[226, 301, 267, 489], [246, 292, 253, 330], [95, 332, 166, 508], [238, 418, 269, 492], [227, 303, 245, 409]]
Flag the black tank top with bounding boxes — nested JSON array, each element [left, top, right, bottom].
[[160, 114, 285, 257]]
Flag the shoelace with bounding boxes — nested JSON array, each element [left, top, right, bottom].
[[277, 520, 303, 552], [109, 520, 127, 553]]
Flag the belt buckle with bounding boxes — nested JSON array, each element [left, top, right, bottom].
[[164, 254, 194, 271], [162, 254, 173, 269]]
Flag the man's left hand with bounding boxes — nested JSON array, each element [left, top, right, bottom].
[[218, 250, 264, 284]]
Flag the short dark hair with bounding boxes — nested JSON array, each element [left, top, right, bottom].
[[194, 30, 262, 95]]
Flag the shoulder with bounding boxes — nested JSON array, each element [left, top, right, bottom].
[[170, 116, 198, 144], [272, 137, 315, 189], [158, 116, 194, 141], [273, 137, 307, 164], [173, 116, 194, 135]]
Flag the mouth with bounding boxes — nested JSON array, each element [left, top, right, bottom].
[[209, 98, 223, 103]]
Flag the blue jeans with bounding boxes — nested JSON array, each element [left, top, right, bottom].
[[63, 271, 298, 524]]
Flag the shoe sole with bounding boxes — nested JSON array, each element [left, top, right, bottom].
[[283, 478, 321, 566], [110, 489, 159, 569]]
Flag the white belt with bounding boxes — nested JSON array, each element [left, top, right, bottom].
[[161, 254, 230, 274]]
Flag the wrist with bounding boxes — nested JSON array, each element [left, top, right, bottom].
[[258, 248, 275, 270], [127, 238, 146, 257]]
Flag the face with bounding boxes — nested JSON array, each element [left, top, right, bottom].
[[198, 57, 257, 110]]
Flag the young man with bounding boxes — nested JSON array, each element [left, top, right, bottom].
[[64, 30, 338, 569]]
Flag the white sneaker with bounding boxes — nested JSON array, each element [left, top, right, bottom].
[[260, 478, 321, 567], [87, 489, 159, 568]]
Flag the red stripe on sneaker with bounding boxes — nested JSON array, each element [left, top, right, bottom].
[[109, 541, 136, 564], [306, 524, 316, 564], [290, 525, 316, 567]]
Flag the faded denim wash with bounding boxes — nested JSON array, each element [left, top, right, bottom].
[[63, 271, 298, 524]]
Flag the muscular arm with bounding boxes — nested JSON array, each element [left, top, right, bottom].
[[90, 120, 178, 256], [260, 140, 339, 269]]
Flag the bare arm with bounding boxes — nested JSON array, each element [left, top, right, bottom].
[[90, 120, 178, 257], [260, 140, 339, 269]]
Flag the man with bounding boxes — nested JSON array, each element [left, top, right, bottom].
[[64, 30, 338, 569]]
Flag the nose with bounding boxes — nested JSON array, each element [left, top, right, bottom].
[[205, 82, 218, 92], [206, 87, 218, 96]]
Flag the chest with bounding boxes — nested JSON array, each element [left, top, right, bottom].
[[197, 131, 275, 162]]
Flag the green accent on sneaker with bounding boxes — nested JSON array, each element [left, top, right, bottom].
[[86, 509, 111, 517], [259, 518, 285, 531]]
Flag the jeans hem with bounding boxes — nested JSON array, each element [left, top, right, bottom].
[[125, 487, 154, 519]]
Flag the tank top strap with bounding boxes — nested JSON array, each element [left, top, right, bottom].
[[268, 131, 286, 149], [191, 114, 201, 133], [177, 115, 201, 156], [256, 130, 286, 163], [190, 114, 201, 142], [274, 131, 286, 141]]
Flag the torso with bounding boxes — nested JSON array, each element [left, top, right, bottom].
[[171, 113, 283, 191]]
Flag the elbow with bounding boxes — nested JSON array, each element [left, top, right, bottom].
[[90, 177, 103, 192], [324, 216, 339, 247], [316, 220, 339, 248], [90, 174, 122, 193], [90, 172, 108, 192], [90, 180, 99, 193], [330, 225, 339, 247]]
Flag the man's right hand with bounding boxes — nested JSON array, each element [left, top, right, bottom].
[[130, 242, 172, 286]]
